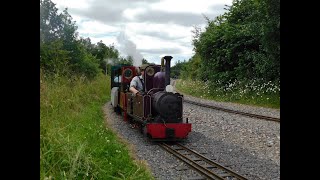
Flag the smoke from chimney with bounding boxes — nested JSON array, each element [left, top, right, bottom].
[[105, 58, 116, 65], [117, 31, 143, 67]]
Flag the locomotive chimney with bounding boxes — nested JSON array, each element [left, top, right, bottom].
[[164, 56, 172, 86]]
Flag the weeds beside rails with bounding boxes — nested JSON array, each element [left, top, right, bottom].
[[40, 72, 154, 180], [175, 79, 280, 109]]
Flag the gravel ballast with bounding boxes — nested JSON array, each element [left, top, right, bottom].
[[103, 90, 280, 179]]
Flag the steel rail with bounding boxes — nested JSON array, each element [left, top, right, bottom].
[[183, 99, 280, 122], [159, 142, 248, 180], [176, 143, 248, 180]]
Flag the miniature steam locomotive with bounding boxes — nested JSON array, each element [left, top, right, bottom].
[[110, 56, 191, 141]]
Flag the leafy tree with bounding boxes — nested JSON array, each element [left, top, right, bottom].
[[142, 58, 149, 64], [79, 37, 95, 54], [40, 40, 70, 75], [191, 0, 279, 84], [171, 60, 188, 79], [180, 54, 202, 80], [118, 56, 133, 65], [40, 0, 64, 44], [40, 0, 106, 78]]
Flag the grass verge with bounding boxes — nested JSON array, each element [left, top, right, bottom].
[[40, 72, 154, 179], [175, 79, 280, 109]]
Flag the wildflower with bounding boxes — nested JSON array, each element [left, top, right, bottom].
[[44, 176, 53, 180]]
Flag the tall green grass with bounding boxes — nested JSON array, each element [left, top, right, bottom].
[[40, 71, 154, 179], [175, 79, 280, 109]]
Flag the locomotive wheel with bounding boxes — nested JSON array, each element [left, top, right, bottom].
[[139, 125, 143, 134], [140, 125, 147, 136], [127, 115, 133, 123], [114, 106, 121, 115]]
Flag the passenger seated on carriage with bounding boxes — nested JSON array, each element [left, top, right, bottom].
[[113, 75, 121, 83], [129, 64, 148, 96]]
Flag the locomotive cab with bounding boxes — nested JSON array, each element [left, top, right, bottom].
[[110, 65, 137, 113], [110, 65, 122, 110]]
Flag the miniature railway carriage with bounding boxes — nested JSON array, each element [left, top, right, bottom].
[[110, 56, 191, 141]]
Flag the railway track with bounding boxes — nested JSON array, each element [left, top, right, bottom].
[[159, 142, 248, 180], [183, 99, 280, 122]]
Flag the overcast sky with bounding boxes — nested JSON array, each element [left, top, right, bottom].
[[51, 0, 232, 66]]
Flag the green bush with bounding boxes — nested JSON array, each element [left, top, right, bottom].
[[187, 0, 279, 84]]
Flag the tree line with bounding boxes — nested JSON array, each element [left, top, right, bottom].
[[40, 0, 139, 79], [173, 0, 279, 85]]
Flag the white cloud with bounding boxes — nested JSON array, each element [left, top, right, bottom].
[[123, 8, 146, 20], [150, 0, 232, 13], [52, 0, 91, 11], [50, 0, 232, 65], [77, 21, 119, 35]]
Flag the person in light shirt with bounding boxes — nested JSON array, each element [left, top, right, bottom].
[[113, 75, 121, 83], [129, 64, 148, 96]]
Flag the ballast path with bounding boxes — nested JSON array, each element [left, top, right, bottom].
[[159, 142, 248, 180]]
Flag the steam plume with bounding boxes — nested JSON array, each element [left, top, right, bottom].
[[117, 31, 143, 67]]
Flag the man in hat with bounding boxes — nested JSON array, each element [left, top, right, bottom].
[[129, 64, 148, 96]]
